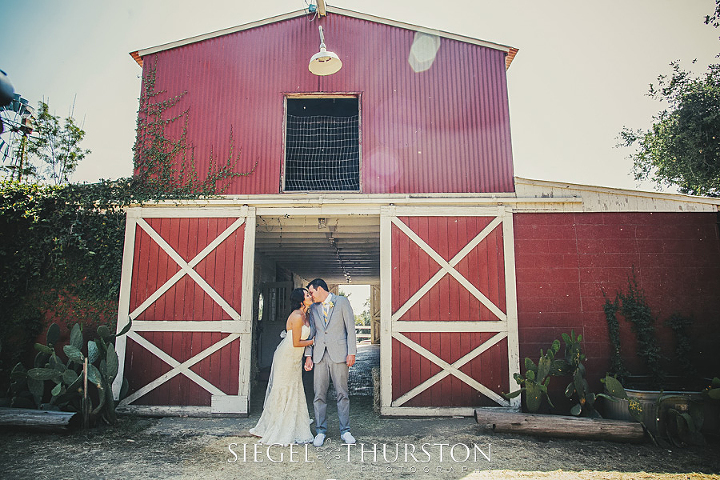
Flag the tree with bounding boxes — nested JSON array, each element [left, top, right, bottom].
[[354, 310, 371, 326], [705, 0, 720, 30], [26, 101, 90, 185], [620, 6, 720, 196], [354, 298, 371, 326], [620, 63, 720, 196]]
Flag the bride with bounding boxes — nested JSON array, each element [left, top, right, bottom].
[[249, 287, 315, 445]]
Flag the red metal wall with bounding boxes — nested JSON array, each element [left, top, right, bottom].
[[391, 216, 510, 407], [140, 13, 514, 194], [125, 217, 245, 406], [514, 212, 720, 397]]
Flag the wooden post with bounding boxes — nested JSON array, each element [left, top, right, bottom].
[[475, 409, 646, 443], [83, 358, 89, 429]]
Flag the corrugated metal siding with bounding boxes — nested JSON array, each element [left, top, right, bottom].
[[141, 13, 514, 194]]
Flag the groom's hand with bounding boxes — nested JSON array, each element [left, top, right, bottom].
[[346, 354, 355, 367], [304, 356, 313, 371]]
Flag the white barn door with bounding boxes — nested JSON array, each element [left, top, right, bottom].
[[113, 206, 256, 416], [380, 206, 520, 416]]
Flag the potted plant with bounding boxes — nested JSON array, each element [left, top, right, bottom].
[[601, 272, 715, 441]]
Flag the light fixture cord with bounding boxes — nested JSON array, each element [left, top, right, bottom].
[[318, 25, 326, 49]]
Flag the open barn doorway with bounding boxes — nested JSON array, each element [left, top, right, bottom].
[[251, 212, 381, 406]]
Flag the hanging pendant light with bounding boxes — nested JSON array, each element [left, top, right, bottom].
[[309, 25, 342, 76]]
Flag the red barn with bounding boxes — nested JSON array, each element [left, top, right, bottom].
[[113, 6, 720, 416]]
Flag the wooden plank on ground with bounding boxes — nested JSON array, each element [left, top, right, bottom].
[[0, 408, 80, 432], [474, 409, 645, 443]]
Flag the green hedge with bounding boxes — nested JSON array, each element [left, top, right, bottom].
[[0, 181, 126, 388]]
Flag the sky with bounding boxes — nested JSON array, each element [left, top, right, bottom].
[[1, 0, 719, 192], [342, 285, 371, 315]]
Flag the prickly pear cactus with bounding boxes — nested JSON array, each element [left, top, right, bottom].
[[504, 339, 561, 412], [12, 320, 131, 426], [560, 330, 600, 417], [703, 377, 720, 400]]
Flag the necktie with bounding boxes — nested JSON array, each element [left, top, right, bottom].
[[323, 303, 329, 326]]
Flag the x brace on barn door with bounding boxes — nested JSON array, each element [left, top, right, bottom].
[[112, 207, 256, 415], [380, 206, 520, 416]]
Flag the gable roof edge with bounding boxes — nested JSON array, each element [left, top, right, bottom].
[[326, 6, 515, 57], [515, 176, 720, 211], [130, 6, 517, 69], [130, 9, 308, 67]]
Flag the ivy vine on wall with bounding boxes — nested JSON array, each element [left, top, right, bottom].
[[132, 56, 257, 198], [0, 181, 125, 381], [1, 56, 258, 392]]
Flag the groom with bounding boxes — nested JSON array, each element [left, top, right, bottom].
[[304, 278, 357, 446]]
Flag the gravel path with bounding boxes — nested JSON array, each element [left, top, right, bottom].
[[1, 395, 718, 480]]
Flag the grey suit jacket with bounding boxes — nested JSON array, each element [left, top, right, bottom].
[[305, 293, 357, 363]]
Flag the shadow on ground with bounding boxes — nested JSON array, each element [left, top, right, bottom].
[[1, 344, 718, 479]]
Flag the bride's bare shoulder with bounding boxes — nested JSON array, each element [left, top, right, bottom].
[[286, 310, 303, 330]]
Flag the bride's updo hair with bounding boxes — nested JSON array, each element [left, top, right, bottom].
[[289, 287, 308, 311]]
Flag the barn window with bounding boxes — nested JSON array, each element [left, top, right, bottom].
[[284, 97, 360, 191]]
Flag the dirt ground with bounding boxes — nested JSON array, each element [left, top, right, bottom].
[[1, 395, 719, 480]]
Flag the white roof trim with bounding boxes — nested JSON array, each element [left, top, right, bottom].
[[132, 9, 308, 61], [130, 6, 513, 65], [515, 177, 720, 206], [113, 183, 720, 213], [325, 6, 513, 53]]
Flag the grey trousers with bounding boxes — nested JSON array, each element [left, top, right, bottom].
[[313, 356, 350, 435]]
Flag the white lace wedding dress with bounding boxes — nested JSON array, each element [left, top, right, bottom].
[[249, 324, 314, 445]]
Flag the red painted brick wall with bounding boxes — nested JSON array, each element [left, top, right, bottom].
[[514, 212, 720, 403]]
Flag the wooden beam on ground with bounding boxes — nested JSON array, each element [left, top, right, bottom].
[[474, 409, 645, 443], [0, 407, 80, 432]]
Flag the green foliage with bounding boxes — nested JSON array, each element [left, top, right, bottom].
[[598, 375, 709, 446], [355, 309, 371, 326], [0, 64, 258, 389], [611, 272, 666, 387], [1, 100, 89, 185], [651, 377, 720, 447], [561, 330, 600, 418], [665, 313, 695, 379], [603, 291, 628, 378], [598, 374, 653, 441], [1, 97, 36, 182], [658, 394, 706, 447], [705, 0, 720, 30], [10, 321, 130, 426], [511, 330, 600, 417], [25, 101, 91, 185], [133, 57, 256, 198], [1, 53, 256, 400], [704, 376, 720, 400], [505, 339, 565, 413], [599, 374, 629, 401], [620, 3, 720, 196], [0, 181, 124, 378]]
